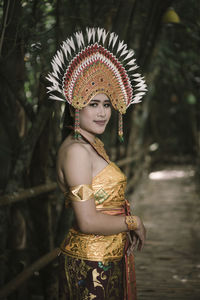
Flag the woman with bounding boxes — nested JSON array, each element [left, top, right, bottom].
[[47, 28, 147, 299]]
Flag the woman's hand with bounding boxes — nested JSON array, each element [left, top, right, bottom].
[[127, 216, 146, 255]]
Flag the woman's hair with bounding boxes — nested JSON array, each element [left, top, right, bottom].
[[62, 104, 74, 140]]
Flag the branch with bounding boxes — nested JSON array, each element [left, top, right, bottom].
[[6, 100, 54, 193], [0, 155, 143, 206], [0, 248, 60, 299], [0, 72, 35, 121], [0, 182, 58, 206], [0, 0, 10, 57]]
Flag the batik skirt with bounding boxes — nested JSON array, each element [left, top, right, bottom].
[[59, 254, 124, 300]]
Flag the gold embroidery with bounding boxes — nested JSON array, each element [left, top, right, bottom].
[[66, 184, 94, 203], [61, 228, 127, 263], [71, 62, 127, 114], [61, 162, 127, 262], [94, 188, 109, 204]]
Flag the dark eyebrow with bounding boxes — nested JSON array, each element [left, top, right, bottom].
[[90, 99, 110, 102]]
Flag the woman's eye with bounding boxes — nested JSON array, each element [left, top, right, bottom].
[[104, 103, 111, 108], [89, 103, 98, 107]]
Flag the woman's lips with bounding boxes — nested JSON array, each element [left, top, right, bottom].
[[94, 120, 106, 126]]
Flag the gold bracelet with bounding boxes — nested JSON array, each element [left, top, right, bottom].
[[125, 216, 138, 231]]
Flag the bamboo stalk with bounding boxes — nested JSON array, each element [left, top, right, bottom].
[[0, 155, 143, 207], [0, 182, 57, 206], [0, 248, 60, 299]]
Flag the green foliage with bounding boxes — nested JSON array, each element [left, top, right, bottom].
[[148, 1, 200, 155]]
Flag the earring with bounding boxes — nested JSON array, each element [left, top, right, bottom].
[[74, 108, 81, 139], [118, 112, 124, 142]]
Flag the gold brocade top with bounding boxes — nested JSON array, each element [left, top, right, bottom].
[[60, 162, 127, 262]]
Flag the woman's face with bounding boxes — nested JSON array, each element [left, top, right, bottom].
[[79, 93, 111, 136]]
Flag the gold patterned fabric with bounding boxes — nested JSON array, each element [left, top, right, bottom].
[[65, 184, 94, 203], [61, 162, 127, 262]]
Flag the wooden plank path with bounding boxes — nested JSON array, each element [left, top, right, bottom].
[[129, 165, 200, 300]]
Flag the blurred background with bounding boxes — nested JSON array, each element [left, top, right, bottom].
[[0, 0, 199, 299]]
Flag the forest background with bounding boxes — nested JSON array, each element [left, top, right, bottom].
[[0, 0, 199, 299]]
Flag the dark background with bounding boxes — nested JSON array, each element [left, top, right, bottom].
[[0, 0, 199, 299]]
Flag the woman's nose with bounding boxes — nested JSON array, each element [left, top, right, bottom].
[[97, 105, 106, 117]]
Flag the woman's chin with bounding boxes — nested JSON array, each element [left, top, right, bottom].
[[80, 125, 107, 136], [94, 127, 107, 135]]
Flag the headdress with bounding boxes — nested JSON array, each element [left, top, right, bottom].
[[46, 27, 147, 140]]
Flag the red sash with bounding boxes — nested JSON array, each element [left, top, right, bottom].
[[100, 200, 137, 300], [124, 199, 137, 300]]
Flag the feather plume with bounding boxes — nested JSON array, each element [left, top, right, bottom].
[[49, 94, 65, 102], [67, 37, 75, 51], [86, 27, 93, 43], [97, 27, 103, 42], [108, 32, 115, 47], [102, 29, 108, 44], [123, 50, 134, 61], [75, 31, 84, 49], [112, 34, 118, 49], [129, 65, 139, 72], [127, 59, 136, 66], [117, 40, 125, 53]]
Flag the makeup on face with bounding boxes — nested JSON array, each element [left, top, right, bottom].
[[79, 94, 112, 137]]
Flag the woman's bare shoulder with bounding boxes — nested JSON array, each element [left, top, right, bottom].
[[57, 138, 93, 186], [57, 137, 91, 169], [58, 138, 89, 158]]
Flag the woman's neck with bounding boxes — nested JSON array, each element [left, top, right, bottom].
[[79, 128, 96, 143]]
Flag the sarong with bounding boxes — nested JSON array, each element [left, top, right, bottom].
[[59, 254, 124, 300]]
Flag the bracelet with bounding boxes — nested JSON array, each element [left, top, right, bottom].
[[125, 216, 138, 231]]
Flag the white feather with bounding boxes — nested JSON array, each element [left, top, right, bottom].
[[117, 40, 125, 53], [67, 37, 75, 51], [86, 27, 93, 43], [132, 73, 141, 77], [51, 61, 61, 78], [91, 28, 96, 43], [63, 41, 72, 56], [47, 85, 63, 94], [61, 42, 69, 60], [120, 47, 128, 57], [102, 29, 108, 44], [127, 58, 136, 65], [129, 65, 139, 71], [133, 76, 144, 82], [97, 27, 103, 42], [49, 94, 65, 102], [123, 50, 134, 61], [75, 31, 84, 49], [108, 32, 115, 47], [112, 34, 118, 49], [55, 51, 64, 69], [132, 96, 142, 103]]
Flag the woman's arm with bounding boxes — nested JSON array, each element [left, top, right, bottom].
[[61, 143, 145, 248]]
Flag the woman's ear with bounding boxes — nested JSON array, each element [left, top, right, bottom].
[[69, 106, 75, 118]]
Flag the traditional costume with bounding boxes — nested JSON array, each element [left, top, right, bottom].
[[46, 27, 147, 300]]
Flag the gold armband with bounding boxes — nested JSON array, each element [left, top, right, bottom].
[[66, 184, 94, 202], [125, 216, 138, 231]]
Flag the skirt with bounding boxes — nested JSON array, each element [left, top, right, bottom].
[[59, 254, 124, 300]]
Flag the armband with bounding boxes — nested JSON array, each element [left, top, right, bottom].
[[125, 216, 138, 231], [66, 184, 94, 202]]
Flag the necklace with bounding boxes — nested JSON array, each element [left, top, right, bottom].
[[90, 137, 110, 163], [79, 133, 110, 163]]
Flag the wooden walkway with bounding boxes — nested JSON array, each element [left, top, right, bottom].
[[130, 164, 200, 300]]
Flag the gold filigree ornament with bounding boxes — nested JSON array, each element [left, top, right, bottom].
[[46, 28, 147, 139], [125, 216, 138, 231], [90, 137, 110, 163]]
